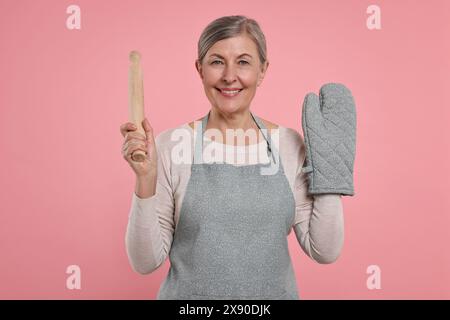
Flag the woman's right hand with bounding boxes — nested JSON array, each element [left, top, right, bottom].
[[120, 118, 157, 178]]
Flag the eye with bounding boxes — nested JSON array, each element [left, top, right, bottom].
[[211, 60, 249, 65]]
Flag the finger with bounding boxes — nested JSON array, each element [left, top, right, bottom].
[[131, 143, 147, 154], [124, 143, 148, 159], [122, 140, 146, 153], [142, 118, 155, 144], [124, 132, 147, 143], [142, 117, 152, 132], [120, 122, 137, 137], [122, 143, 146, 160]]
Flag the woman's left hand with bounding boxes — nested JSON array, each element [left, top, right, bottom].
[[300, 83, 357, 196]]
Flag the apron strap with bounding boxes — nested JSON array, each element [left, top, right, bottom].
[[193, 110, 278, 164], [251, 113, 278, 165], [193, 112, 210, 164]]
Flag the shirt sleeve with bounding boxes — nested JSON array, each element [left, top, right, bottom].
[[125, 133, 175, 275], [292, 139, 345, 264]]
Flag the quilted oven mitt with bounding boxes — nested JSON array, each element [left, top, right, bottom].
[[301, 83, 357, 196]]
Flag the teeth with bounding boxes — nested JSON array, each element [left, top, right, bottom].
[[221, 90, 240, 94]]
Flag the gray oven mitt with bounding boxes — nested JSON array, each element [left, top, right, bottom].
[[301, 83, 356, 196]]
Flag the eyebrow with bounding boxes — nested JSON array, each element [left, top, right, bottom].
[[209, 53, 253, 59]]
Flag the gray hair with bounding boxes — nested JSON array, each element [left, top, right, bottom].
[[197, 15, 268, 68]]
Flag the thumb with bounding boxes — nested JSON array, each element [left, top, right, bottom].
[[142, 117, 155, 144], [302, 93, 323, 130]]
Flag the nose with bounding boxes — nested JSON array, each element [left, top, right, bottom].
[[221, 64, 238, 84]]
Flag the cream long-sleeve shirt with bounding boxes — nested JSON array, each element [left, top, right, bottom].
[[125, 122, 344, 275]]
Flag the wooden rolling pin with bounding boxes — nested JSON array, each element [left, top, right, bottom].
[[128, 50, 147, 162]]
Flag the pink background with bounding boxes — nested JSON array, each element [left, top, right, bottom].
[[0, 0, 449, 299]]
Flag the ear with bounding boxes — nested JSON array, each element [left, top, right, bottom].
[[195, 60, 203, 80], [257, 60, 269, 87]]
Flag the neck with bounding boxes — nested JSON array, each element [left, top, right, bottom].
[[206, 107, 261, 146], [207, 107, 257, 130]]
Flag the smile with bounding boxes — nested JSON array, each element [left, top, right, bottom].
[[216, 87, 243, 97]]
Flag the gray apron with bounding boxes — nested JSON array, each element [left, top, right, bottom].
[[157, 111, 299, 300]]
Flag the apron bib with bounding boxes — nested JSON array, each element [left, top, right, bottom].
[[157, 111, 299, 299]]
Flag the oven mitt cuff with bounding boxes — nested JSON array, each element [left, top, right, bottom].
[[301, 83, 357, 196]]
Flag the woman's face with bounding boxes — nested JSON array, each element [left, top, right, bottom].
[[196, 34, 269, 115]]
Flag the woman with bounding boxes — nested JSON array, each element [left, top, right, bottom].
[[120, 15, 345, 300]]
